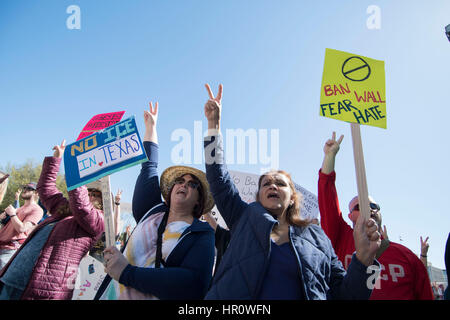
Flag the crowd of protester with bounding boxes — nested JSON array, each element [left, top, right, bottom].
[[0, 84, 448, 300]]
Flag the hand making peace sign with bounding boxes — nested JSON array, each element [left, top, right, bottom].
[[323, 131, 344, 157], [204, 83, 223, 130], [53, 140, 66, 159], [143, 101, 159, 144], [144, 101, 159, 130]]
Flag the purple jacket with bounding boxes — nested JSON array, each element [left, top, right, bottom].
[[0, 157, 104, 299]]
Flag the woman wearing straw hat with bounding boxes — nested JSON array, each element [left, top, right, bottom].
[[95, 102, 215, 300], [202, 83, 382, 300]]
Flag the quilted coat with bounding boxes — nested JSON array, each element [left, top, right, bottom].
[[0, 156, 104, 299], [204, 135, 378, 300]]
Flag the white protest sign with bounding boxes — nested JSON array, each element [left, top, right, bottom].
[[209, 170, 319, 229], [71, 255, 107, 300]]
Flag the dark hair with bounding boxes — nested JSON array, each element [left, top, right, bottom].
[[166, 174, 204, 219], [87, 188, 103, 210], [257, 170, 310, 228]]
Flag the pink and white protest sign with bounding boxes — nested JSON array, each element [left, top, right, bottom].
[[76, 111, 125, 141]]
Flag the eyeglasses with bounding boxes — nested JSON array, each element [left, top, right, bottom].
[[351, 202, 380, 213], [173, 177, 200, 190]]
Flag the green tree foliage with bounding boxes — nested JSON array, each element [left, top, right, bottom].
[[0, 160, 68, 212]]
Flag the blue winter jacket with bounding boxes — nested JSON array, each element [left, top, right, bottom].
[[94, 141, 215, 300], [204, 134, 378, 300]]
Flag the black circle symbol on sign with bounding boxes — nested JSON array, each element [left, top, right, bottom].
[[341, 56, 371, 82]]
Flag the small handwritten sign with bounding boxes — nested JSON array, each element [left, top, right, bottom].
[[64, 116, 148, 191], [320, 48, 386, 129], [209, 170, 319, 229], [71, 255, 106, 300], [76, 111, 125, 141]]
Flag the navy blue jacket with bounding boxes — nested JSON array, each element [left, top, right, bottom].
[[204, 135, 378, 300], [94, 141, 215, 300]]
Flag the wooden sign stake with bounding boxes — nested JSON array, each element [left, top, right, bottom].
[[99, 175, 115, 248], [350, 123, 370, 221]]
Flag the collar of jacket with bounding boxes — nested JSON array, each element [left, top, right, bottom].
[[246, 202, 278, 252], [141, 202, 213, 235], [188, 218, 214, 233]]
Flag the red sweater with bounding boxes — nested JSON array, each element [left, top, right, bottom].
[[318, 169, 433, 300]]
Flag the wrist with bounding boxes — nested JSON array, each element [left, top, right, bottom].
[[420, 254, 427, 258], [114, 202, 120, 206], [356, 252, 373, 267], [9, 214, 16, 218], [207, 120, 220, 130]]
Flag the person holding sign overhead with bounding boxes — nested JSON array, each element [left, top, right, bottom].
[[0, 140, 104, 300], [95, 101, 216, 300], [203, 83, 381, 300], [318, 132, 433, 299]]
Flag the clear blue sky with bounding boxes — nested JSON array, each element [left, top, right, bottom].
[[1, 0, 449, 269]]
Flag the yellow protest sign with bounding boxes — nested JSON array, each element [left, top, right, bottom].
[[320, 48, 386, 129]]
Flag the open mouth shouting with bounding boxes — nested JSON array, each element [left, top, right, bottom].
[[267, 192, 280, 199]]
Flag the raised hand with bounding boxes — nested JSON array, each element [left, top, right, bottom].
[[143, 101, 159, 143], [144, 101, 158, 129], [324, 131, 344, 156], [321, 132, 344, 174], [53, 140, 66, 159], [115, 189, 123, 205], [204, 83, 223, 130], [420, 236, 429, 256], [15, 189, 22, 201]]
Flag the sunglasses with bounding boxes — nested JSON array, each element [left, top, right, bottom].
[[173, 177, 201, 190], [22, 187, 35, 192], [351, 202, 380, 213]]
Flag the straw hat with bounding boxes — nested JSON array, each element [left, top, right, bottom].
[[160, 166, 215, 214]]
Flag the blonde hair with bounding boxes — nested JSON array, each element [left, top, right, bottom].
[[257, 170, 310, 228]]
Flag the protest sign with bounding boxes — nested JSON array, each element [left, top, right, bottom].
[[65, 115, 147, 247], [320, 48, 386, 129], [76, 111, 125, 141], [71, 255, 106, 300], [64, 116, 147, 191], [208, 170, 319, 229], [320, 48, 386, 220]]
